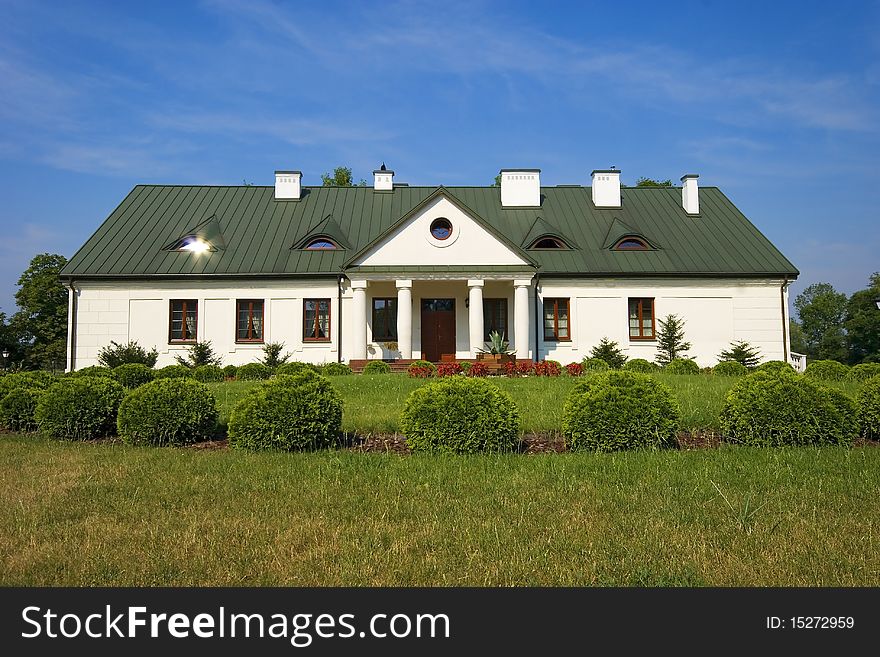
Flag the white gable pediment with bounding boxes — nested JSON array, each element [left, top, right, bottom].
[[352, 196, 529, 267]]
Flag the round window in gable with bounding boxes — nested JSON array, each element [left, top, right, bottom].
[[430, 218, 453, 241]]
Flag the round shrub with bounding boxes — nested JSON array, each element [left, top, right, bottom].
[[665, 358, 700, 375], [857, 375, 880, 440], [237, 363, 273, 381], [623, 358, 657, 373], [321, 362, 353, 376], [713, 360, 748, 377], [117, 378, 218, 446], [154, 364, 192, 379], [581, 358, 609, 373], [755, 360, 796, 376], [0, 388, 45, 431], [0, 371, 58, 398], [192, 364, 225, 383], [407, 360, 436, 378], [228, 372, 343, 450], [112, 363, 155, 389], [849, 363, 880, 382], [361, 361, 391, 375], [823, 387, 860, 441], [399, 377, 520, 453], [275, 362, 320, 377], [222, 364, 238, 379], [35, 376, 125, 440], [562, 371, 680, 451], [70, 365, 113, 378], [720, 371, 856, 446], [804, 359, 849, 382]]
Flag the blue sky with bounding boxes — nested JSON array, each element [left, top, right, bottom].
[[1, 0, 878, 315]]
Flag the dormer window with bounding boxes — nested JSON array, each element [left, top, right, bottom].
[[530, 237, 567, 250], [304, 238, 338, 250], [613, 237, 650, 251]]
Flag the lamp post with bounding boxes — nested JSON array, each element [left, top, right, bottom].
[[1, 349, 8, 371], [875, 295, 880, 310]]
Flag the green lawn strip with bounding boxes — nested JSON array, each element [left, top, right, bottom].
[[1, 435, 877, 586]]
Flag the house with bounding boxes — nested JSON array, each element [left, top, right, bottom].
[[60, 166, 799, 370]]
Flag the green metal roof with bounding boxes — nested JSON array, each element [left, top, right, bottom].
[[61, 184, 799, 279]]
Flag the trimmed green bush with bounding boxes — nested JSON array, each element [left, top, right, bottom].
[[857, 375, 880, 440], [562, 371, 680, 452], [849, 363, 880, 382], [824, 388, 860, 442], [70, 365, 113, 379], [754, 360, 796, 376], [720, 371, 856, 446], [713, 360, 748, 377], [0, 371, 57, 398], [275, 362, 320, 377], [97, 340, 158, 368], [35, 376, 125, 440], [581, 358, 610, 373], [0, 388, 45, 431], [192, 364, 225, 383], [117, 378, 218, 446], [665, 358, 700, 375], [112, 363, 155, 389], [362, 361, 392, 374], [222, 365, 238, 379], [459, 361, 472, 374], [321, 362, 353, 376], [154, 365, 192, 379], [228, 372, 342, 450], [622, 358, 656, 373], [237, 363, 273, 381], [804, 359, 849, 382], [400, 377, 520, 453]]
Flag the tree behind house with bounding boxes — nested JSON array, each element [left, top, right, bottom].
[[655, 314, 691, 365], [843, 272, 880, 364], [12, 253, 68, 369], [794, 283, 847, 362], [321, 166, 368, 187]]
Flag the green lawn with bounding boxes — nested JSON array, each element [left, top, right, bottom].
[[208, 373, 864, 435], [1, 435, 877, 586]]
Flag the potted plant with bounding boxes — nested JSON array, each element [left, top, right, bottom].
[[476, 331, 516, 364]]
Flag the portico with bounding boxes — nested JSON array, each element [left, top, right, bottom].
[[347, 274, 535, 362]]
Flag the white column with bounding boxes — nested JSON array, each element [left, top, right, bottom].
[[396, 279, 413, 359], [468, 279, 484, 356], [351, 280, 368, 360], [514, 279, 531, 360]]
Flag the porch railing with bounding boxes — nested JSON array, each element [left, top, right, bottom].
[[789, 352, 807, 373]]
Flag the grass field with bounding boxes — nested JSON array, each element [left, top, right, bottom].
[[208, 373, 864, 435], [1, 435, 877, 586]]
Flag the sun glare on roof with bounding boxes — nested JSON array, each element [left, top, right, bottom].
[[179, 238, 211, 254]]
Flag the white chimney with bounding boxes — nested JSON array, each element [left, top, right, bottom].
[[591, 169, 621, 208], [681, 174, 699, 215], [275, 170, 302, 200], [373, 163, 394, 191], [500, 169, 541, 207]]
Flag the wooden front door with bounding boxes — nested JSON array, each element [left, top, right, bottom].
[[420, 299, 456, 362]]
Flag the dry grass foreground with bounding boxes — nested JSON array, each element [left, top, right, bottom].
[[1, 435, 878, 586]]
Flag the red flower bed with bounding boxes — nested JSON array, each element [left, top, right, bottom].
[[407, 361, 436, 378], [565, 362, 583, 377], [534, 360, 561, 377], [468, 361, 490, 377], [437, 362, 463, 377], [504, 360, 535, 376]]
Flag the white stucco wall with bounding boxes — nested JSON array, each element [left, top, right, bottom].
[[353, 196, 529, 267], [537, 278, 789, 366], [69, 279, 342, 369], [69, 276, 788, 370]]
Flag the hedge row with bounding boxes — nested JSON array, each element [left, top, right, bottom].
[[2, 369, 878, 454]]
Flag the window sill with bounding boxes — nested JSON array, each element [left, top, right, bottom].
[[235, 340, 265, 345], [169, 340, 197, 345], [303, 339, 331, 343], [629, 337, 657, 342], [543, 337, 572, 342]]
